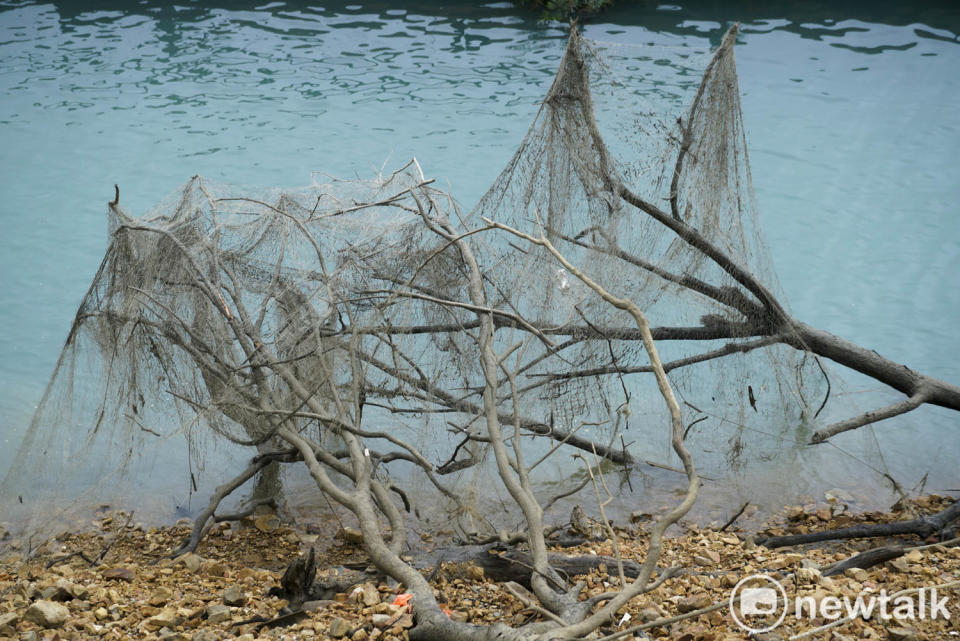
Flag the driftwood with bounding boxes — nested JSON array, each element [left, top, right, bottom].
[[272, 538, 639, 609], [270, 547, 381, 608], [821, 545, 905, 577], [757, 499, 959, 549]]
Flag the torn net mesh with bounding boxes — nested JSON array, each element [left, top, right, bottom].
[[2, 27, 834, 546]]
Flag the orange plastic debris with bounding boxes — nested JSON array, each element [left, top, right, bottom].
[[392, 593, 413, 608]]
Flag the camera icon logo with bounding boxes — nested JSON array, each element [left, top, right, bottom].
[[740, 587, 779, 615], [730, 574, 787, 633]]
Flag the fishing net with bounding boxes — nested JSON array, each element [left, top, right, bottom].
[[2, 26, 834, 549]]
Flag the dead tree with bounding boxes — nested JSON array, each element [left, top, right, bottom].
[[4, 22, 960, 640]]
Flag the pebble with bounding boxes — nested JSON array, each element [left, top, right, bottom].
[[223, 584, 246, 606], [23, 600, 70, 628], [102, 567, 136, 582], [0, 611, 19, 634], [144, 608, 181, 630], [329, 616, 352, 637], [887, 626, 919, 641], [205, 603, 232, 624], [844, 568, 869, 582], [677, 593, 712, 613]]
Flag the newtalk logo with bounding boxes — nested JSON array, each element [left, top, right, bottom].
[[730, 574, 952, 634]]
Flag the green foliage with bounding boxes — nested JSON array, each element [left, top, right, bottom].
[[515, 0, 616, 21]]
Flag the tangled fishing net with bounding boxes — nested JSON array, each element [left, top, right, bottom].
[[2, 26, 834, 548]]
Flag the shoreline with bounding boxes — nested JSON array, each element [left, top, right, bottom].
[[2, 495, 958, 640]]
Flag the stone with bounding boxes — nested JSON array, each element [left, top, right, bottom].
[[466, 565, 485, 581], [352, 629, 369, 641], [148, 586, 175, 606], [178, 553, 203, 572], [102, 567, 136, 582], [677, 593, 712, 613], [337, 526, 364, 544], [0, 611, 18, 634], [222, 584, 246, 606], [40, 584, 73, 601], [371, 613, 391, 626], [886, 558, 910, 573], [254, 515, 280, 532], [886, 626, 919, 641], [825, 488, 853, 503], [844, 568, 869, 582], [701, 549, 722, 565], [206, 604, 232, 624], [329, 617, 352, 638], [359, 583, 380, 606], [902, 549, 923, 564], [23, 600, 70, 628], [204, 561, 228, 577], [143, 608, 181, 631], [796, 567, 821, 584], [302, 599, 334, 612]]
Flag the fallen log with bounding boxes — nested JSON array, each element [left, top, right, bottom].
[[821, 545, 905, 577], [756, 499, 959, 549]]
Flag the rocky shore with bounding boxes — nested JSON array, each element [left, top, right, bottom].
[[1, 495, 958, 640]]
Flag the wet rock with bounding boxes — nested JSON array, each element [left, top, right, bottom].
[[222, 584, 246, 606], [205, 604, 232, 624], [329, 616, 352, 637], [23, 600, 70, 628]]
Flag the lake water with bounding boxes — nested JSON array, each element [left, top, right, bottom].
[[1, 1, 958, 528]]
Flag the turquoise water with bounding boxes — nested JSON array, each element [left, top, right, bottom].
[[1, 1, 958, 519]]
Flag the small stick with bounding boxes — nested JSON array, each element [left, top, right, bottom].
[[719, 501, 749, 532]]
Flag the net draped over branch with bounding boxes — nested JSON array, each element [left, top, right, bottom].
[[3, 26, 827, 546]]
